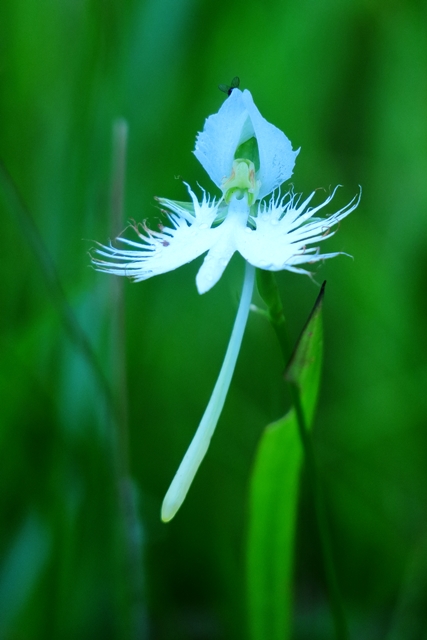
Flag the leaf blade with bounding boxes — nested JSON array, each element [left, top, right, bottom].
[[246, 283, 326, 640]]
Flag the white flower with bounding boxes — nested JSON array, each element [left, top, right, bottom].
[[92, 87, 360, 522], [92, 89, 360, 294]]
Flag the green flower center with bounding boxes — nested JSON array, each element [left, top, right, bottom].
[[221, 158, 261, 205]]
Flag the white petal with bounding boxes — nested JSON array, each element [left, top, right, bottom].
[[235, 188, 360, 272], [241, 90, 299, 199], [92, 188, 219, 282], [196, 196, 250, 294], [194, 90, 248, 190]]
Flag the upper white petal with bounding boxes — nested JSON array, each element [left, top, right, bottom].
[[194, 89, 299, 198], [240, 90, 299, 199], [194, 90, 248, 190]]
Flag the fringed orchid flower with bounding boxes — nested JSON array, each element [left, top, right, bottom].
[[92, 87, 360, 521]]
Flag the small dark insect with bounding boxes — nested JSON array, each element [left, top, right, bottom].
[[218, 76, 240, 96]]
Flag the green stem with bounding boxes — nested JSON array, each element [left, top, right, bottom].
[[256, 268, 349, 640], [161, 262, 255, 522], [256, 268, 291, 361], [109, 120, 146, 638]]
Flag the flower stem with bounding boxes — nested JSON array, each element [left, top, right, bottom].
[[256, 268, 349, 640], [256, 268, 291, 361], [161, 262, 256, 522]]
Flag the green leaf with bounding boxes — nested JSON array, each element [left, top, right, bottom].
[[246, 283, 325, 640], [285, 281, 325, 424]]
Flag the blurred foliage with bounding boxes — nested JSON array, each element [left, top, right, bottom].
[[1, 0, 427, 638]]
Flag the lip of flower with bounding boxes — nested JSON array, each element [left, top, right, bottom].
[[92, 181, 360, 295]]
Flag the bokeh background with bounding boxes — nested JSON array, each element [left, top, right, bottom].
[[1, 0, 427, 638]]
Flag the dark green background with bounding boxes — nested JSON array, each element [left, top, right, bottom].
[[1, 0, 427, 638]]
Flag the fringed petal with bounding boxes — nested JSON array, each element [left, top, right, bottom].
[[235, 187, 361, 272], [91, 187, 220, 282]]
